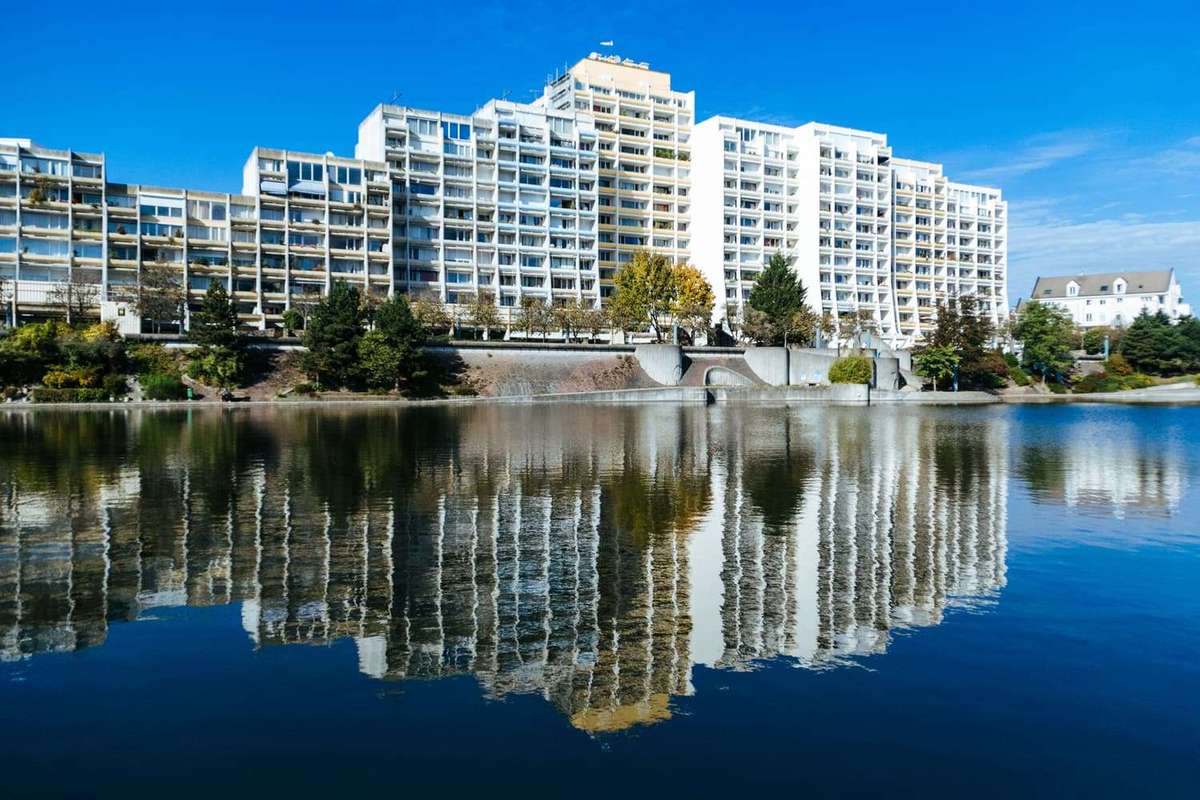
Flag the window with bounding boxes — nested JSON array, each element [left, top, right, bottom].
[[441, 121, 471, 140], [140, 203, 183, 218], [408, 118, 438, 136], [286, 161, 323, 183], [188, 200, 227, 221], [331, 166, 362, 185]]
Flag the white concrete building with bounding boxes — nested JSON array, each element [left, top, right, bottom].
[[536, 53, 695, 299], [1028, 269, 1189, 327], [691, 118, 1008, 347], [355, 99, 600, 311]]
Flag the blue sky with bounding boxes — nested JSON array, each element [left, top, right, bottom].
[[3, 0, 1197, 303]]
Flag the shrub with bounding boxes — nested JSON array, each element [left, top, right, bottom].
[[828, 355, 873, 385], [1104, 353, 1132, 376], [141, 372, 187, 401], [291, 382, 317, 396], [1047, 381, 1069, 394], [2, 386, 19, 401], [32, 387, 110, 403], [102, 373, 128, 397], [129, 343, 178, 376], [42, 367, 102, 389], [187, 347, 241, 389]]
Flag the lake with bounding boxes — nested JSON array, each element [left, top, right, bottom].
[[1, 403, 1197, 797]]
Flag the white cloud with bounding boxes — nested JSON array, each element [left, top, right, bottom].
[[1135, 136, 1200, 177], [958, 130, 1110, 182]]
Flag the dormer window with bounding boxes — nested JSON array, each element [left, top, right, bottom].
[[1066, 281, 1079, 297], [1114, 279, 1126, 295]]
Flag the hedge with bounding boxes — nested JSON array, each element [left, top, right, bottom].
[[828, 356, 873, 385], [32, 387, 111, 403], [141, 372, 187, 401]]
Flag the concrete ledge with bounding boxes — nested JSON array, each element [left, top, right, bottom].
[[492, 386, 708, 405], [709, 384, 869, 406], [872, 389, 999, 405]]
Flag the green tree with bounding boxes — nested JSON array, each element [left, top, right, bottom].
[[1082, 325, 1120, 356], [612, 250, 677, 341], [189, 282, 241, 351], [186, 282, 245, 392], [925, 295, 1002, 388], [301, 281, 364, 388], [914, 345, 961, 391], [747, 252, 807, 345], [1012, 300, 1075, 383], [358, 295, 426, 391]]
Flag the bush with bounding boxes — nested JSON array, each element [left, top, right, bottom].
[[291, 382, 317, 396], [1009, 366, 1032, 387], [32, 387, 110, 403], [1047, 381, 1069, 394], [129, 343, 178, 376], [187, 347, 241, 389], [103, 373, 128, 397], [1104, 353, 1132, 376], [42, 367, 102, 389], [1073, 369, 1154, 394], [141, 372, 187, 401], [828, 356, 873, 385]]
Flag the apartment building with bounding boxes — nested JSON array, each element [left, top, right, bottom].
[[4, 54, 1007, 341], [536, 53, 695, 298], [691, 119, 1008, 346], [1027, 269, 1189, 328], [891, 159, 1007, 339], [240, 147, 394, 313], [355, 99, 600, 310], [1, 137, 391, 331]]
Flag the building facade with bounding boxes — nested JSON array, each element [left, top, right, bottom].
[[691, 119, 1008, 347], [536, 54, 695, 298], [1027, 269, 1189, 328], [3, 54, 1006, 342], [354, 99, 601, 311]]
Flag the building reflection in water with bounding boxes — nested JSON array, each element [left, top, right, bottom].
[[1018, 434, 1186, 519], [3, 405, 1014, 732]]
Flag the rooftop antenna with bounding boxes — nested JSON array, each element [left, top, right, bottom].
[[499, 88, 511, 101], [389, 89, 402, 105], [600, 39, 614, 47]]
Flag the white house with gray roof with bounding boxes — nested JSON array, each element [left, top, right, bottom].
[[1027, 269, 1190, 328]]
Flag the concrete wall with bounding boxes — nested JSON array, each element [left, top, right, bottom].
[[742, 347, 790, 385], [634, 344, 685, 386], [709, 384, 869, 406], [495, 387, 708, 405], [871, 389, 998, 405], [873, 357, 900, 391], [788, 348, 835, 385]]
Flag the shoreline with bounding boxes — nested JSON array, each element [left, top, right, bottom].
[[6, 384, 1200, 410]]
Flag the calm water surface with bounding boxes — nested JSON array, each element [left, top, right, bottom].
[[1, 404, 1197, 797]]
